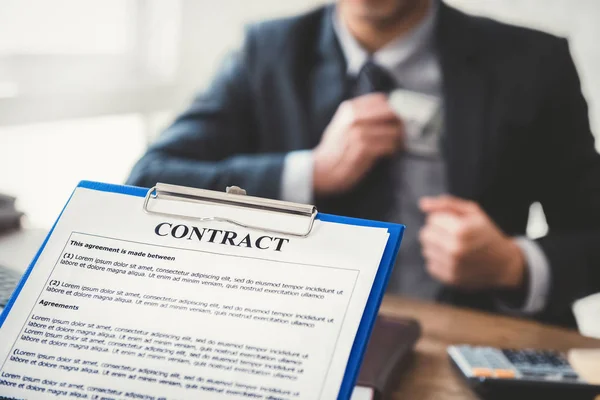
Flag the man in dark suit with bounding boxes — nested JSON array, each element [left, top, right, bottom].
[[127, 0, 600, 327]]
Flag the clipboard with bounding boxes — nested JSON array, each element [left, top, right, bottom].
[[0, 180, 404, 400]]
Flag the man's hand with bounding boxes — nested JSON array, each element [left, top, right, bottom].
[[418, 195, 526, 291], [313, 93, 404, 196]]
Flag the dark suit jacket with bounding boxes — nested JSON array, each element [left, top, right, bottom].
[[127, 2, 600, 326]]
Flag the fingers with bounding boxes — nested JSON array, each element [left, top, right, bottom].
[[349, 93, 399, 123], [419, 194, 479, 215], [339, 121, 404, 162], [421, 235, 465, 287], [425, 212, 471, 241], [349, 122, 403, 155], [419, 219, 464, 261], [419, 213, 472, 285], [420, 225, 461, 285], [420, 239, 449, 266]]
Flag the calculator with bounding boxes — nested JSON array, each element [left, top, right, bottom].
[[448, 345, 600, 400]]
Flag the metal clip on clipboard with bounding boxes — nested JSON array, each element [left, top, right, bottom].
[[143, 183, 318, 237]]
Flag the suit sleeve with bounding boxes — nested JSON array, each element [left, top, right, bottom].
[[125, 32, 285, 200], [533, 39, 600, 325]]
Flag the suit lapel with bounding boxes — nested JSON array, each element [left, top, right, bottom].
[[436, 2, 492, 200], [307, 6, 349, 147]]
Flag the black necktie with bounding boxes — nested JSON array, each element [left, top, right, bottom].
[[335, 59, 397, 221], [352, 60, 398, 96]]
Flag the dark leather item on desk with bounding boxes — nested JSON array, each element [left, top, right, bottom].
[[0, 193, 22, 235], [357, 316, 421, 400], [0, 209, 22, 234]]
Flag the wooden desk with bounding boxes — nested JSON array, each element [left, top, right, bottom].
[[379, 296, 600, 399]]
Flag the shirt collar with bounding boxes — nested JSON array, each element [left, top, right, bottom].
[[333, 0, 438, 76]]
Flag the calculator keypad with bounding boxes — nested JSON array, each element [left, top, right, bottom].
[[448, 345, 584, 382]]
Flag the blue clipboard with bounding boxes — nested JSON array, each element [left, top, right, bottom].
[[0, 180, 404, 400]]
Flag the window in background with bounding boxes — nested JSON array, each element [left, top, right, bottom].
[[0, 0, 134, 54], [0, 0, 183, 228], [0, 0, 183, 125], [0, 115, 147, 228], [0, 0, 327, 229]]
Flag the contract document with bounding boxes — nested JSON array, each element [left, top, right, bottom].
[[0, 182, 403, 400]]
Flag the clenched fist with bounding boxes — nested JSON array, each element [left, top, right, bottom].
[[419, 195, 526, 291], [313, 93, 404, 196]]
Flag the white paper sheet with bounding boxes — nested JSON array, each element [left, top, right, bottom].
[[388, 89, 441, 156], [388, 89, 439, 128], [0, 187, 391, 399], [350, 386, 374, 400], [573, 292, 600, 339]]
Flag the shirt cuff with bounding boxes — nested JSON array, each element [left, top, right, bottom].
[[280, 150, 314, 204], [498, 237, 551, 314]]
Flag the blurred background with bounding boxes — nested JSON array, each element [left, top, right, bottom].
[[0, 0, 599, 232]]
